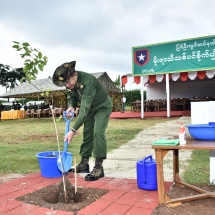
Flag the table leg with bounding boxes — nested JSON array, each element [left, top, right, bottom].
[[173, 149, 179, 181], [173, 149, 183, 183], [155, 149, 169, 204]]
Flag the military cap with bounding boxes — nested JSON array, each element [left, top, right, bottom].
[[52, 61, 76, 87]]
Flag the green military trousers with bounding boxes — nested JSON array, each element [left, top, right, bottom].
[[80, 96, 113, 159]]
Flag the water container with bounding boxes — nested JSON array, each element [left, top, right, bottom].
[[36, 151, 72, 178], [136, 155, 157, 190]]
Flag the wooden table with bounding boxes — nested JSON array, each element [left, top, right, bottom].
[[1, 110, 26, 119], [152, 139, 215, 206], [154, 100, 166, 112]]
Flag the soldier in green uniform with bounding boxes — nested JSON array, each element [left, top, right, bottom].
[[52, 61, 113, 181]]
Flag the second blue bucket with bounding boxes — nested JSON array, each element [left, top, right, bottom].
[[36, 151, 72, 178], [136, 155, 157, 191]]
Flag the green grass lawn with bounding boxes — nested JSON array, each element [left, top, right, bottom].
[[0, 116, 211, 185], [183, 150, 211, 185]]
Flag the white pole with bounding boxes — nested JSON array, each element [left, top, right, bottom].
[[166, 74, 170, 117], [141, 76, 144, 118]]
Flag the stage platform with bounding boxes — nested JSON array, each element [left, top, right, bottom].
[[110, 110, 191, 119]]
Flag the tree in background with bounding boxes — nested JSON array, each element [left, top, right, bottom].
[[123, 89, 146, 105], [0, 64, 10, 92], [0, 64, 25, 92], [114, 75, 121, 90], [114, 75, 125, 93]]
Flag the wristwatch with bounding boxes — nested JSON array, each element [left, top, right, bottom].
[[71, 128, 77, 133]]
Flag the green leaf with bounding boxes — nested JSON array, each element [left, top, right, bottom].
[[38, 64, 43, 71], [23, 47, 30, 52], [20, 77, 26, 83], [43, 56, 48, 62], [56, 115, 62, 122], [12, 45, 20, 49], [40, 60, 47, 66], [25, 64, 32, 71], [32, 73, 37, 79], [33, 58, 39, 64], [29, 62, 35, 67], [33, 67, 38, 74], [12, 41, 20, 44], [22, 42, 30, 47], [38, 52, 42, 59], [23, 67, 28, 73]]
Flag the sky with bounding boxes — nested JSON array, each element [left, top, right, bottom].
[[1, 0, 215, 96]]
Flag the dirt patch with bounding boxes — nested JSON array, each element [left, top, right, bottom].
[[152, 185, 215, 215], [7, 134, 56, 144], [29, 134, 56, 141], [16, 179, 108, 214]]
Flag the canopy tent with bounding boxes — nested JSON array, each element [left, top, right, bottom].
[[131, 35, 215, 118], [122, 70, 215, 85]]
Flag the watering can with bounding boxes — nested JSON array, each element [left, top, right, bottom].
[[136, 155, 157, 191]]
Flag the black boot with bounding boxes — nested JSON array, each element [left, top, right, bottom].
[[68, 157, 89, 173], [85, 158, 104, 181]]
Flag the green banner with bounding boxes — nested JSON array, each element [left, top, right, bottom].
[[132, 35, 215, 76]]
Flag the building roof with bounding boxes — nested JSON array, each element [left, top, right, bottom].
[[0, 72, 120, 99]]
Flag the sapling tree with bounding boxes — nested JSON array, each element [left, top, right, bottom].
[[12, 41, 48, 82]]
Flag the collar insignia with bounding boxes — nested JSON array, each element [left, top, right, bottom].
[[77, 83, 83, 89]]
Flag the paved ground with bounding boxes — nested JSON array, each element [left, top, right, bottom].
[[90, 116, 192, 182], [0, 172, 172, 215]]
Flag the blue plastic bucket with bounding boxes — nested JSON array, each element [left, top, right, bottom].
[[187, 124, 215, 140], [36, 151, 72, 178], [136, 155, 157, 191]]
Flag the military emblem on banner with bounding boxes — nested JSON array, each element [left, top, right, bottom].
[[134, 49, 150, 66]]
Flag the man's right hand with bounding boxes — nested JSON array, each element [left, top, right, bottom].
[[66, 107, 75, 116]]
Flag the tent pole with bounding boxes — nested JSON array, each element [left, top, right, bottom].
[[121, 77, 124, 112], [166, 74, 170, 117], [141, 76, 144, 118]]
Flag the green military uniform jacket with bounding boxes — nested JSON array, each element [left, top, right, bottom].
[[67, 71, 111, 131]]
